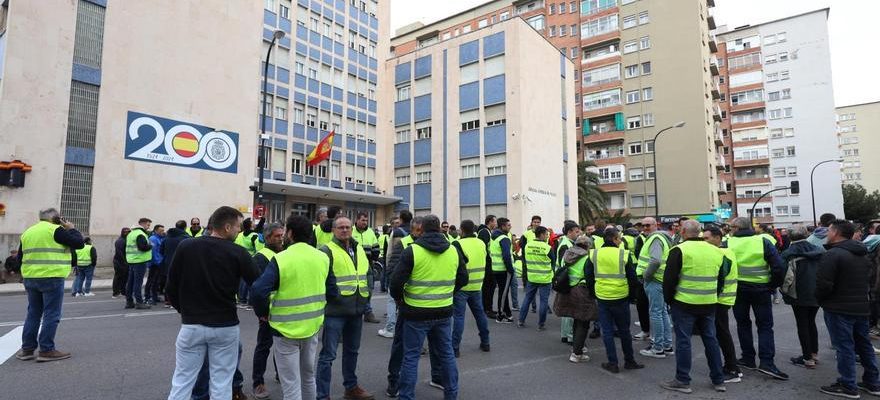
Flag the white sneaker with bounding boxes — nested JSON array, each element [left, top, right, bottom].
[[428, 381, 444, 390], [640, 348, 667, 359], [377, 329, 394, 338], [633, 331, 649, 340], [73, 293, 82, 297], [873, 346, 880, 355], [84, 292, 95, 297], [569, 353, 591, 363]]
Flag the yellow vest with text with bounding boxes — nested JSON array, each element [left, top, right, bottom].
[[20, 221, 72, 278], [126, 229, 152, 264], [404, 244, 459, 308], [489, 234, 511, 272], [718, 247, 738, 306], [524, 240, 553, 284], [458, 237, 487, 291], [269, 243, 329, 339], [75, 244, 93, 266], [674, 241, 724, 305], [636, 233, 670, 282], [326, 241, 370, 297], [314, 226, 334, 248], [592, 247, 630, 301], [726, 235, 769, 284]]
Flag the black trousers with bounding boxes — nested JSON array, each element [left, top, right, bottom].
[[112, 263, 128, 296], [792, 305, 820, 360], [252, 319, 277, 387], [493, 272, 512, 318], [482, 265, 496, 315], [714, 304, 738, 371], [636, 283, 651, 333], [573, 319, 591, 355]]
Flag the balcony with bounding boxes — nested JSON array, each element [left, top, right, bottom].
[[584, 129, 625, 144], [707, 0, 715, 7], [713, 105, 722, 122], [582, 51, 620, 67], [718, 181, 728, 193], [708, 37, 718, 53], [711, 81, 721, 100], [710, 57, 720, 76], [731, 101, 766, 113], [715, 154, 726, 170], [734, 157, 770, 167], [707, 10, 717, 30], [599, 177, 624, 185]]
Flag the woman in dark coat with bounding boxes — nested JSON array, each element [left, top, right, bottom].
[[554, 235, 599, 363], [781, 224, 824, 368]]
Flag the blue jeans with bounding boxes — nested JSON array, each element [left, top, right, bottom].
[[399, 318, 458, 400], [72, 266, 95, 295], [825, 311, 880, 391], [509, 274, 519, 308], [452, 291, 490, 351], [126, 262, 148, 304], [645, 280, 673, 351], [732, 288, 775, 366], [388, 317, 443, 389], [365, 269, 374, 314], [670, 305, 724, 385], [238, 279, 250, 304], [22, 278, 65, 352], [191, 341, 244, 400], [385, 298, 397, 332], [597, 298, 635, 365], [167, 324, 239, 400], [518, 282, 550, 327], [317, 315, 363, 398]]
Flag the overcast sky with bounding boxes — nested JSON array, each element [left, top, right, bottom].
[[390, 0, 877, 107]]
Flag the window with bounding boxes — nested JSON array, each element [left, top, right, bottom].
[[775, 206, 789, 216], [571, 1, 577, 13], [780, 70, 790, 80], [787, 167, 798, 177], [638, 11, 649, 24], [626, 90, 640, 104], [768, 91, 780, 102], [478, 19, 488, 28], [629, 142, 642, 154], [526, 15, 545, 30], [549, 26, 556, 37], [291, 156, 302, 174], [769, 109, 782, 120], [305, 163, 315, 177], [581, 0, 617, 15], [275, 104, 287, 120], [625, 64, 639, 78], [395, 174, 410, 186], [843, 148, 860, 157], [728, 53, 761, 70], [782, 89, 791, 99], [571, 24, 578, 36], [395, 129, 410, 143], [487, 165, 506, 176], [772, 148, 785, 158], [416, 126, 432, 139], [317, 164, 328, 178], [500, 11, 509, 20], [462, 25, 472, 33], [308, 68, 318, 80], [773, 167, 786, 177], [279, 4, 290, 19], [560, 25, 568, 36], [643, 114, 655, 127], [583, 89, 621, 111], [629, 168, 644, 181], [646, 167, 655, 179], [571, 47, 579, 59], [397, 86, 410, 101], [777, 32, 787, 43], [764, 54, 777, 64], [791, 205, 800, 215], [627, 116, 641, 129], [730, 89, 763, 105], [624, 41, 639, 54], [265, 0, 274, 10], [461, 119, 480, 131], [306, 112, 316, 127], [549, 4, 556, 14], [766, 72, 779, 82], [784, 107, 792, 118], [784, 128, 794, 137], [461, 163, 480, 178], [770, 128, 783, 139], [623, 15, 637, 29], [642, 87, 653, 101], [641, 62, 651, 75], [631, 195, 645, 208], [416, 171, 432, 184], [764, 34, 776, 46], [582, 14, 619, 38], [778, 52, 789, 62], [640, 36, 650, 50], [583, 43, 620, 62], [786, 146, 796, 157]]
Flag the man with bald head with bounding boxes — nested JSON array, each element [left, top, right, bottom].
[[636, 217, 673, 358]]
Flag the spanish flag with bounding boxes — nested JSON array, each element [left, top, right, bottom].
[[307, 130, 335, 166]]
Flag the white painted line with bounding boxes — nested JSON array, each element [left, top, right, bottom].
[[460, 354, 567, 376], [65, 300, 123, 305], [0, 310, 177, 327], [0, 326, 23, 365]]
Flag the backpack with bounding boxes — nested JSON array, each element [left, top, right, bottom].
[[780, 256, 804, 299], [552, 263, 572, 294]]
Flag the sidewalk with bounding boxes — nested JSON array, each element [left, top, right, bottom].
[[0, 279, 114, 296]]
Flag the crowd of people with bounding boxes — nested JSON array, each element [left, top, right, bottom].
[[11, 204, 880, 399]]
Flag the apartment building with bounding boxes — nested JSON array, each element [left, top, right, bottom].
[[715, 9, 844, 226], [383, 17, 578, 228], [257, 0, 396, 225], [390, 0, 721, 223], [837, 101, 880, 192]]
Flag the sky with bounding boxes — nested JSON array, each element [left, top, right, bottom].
[[390, 0, 878, 107]]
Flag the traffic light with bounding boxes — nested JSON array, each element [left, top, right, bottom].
[[790, 180, 800, 195]]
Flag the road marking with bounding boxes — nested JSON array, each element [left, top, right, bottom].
[[460, 354, 568, 376], [0, 311, 177, 327], [0, 326, 23, 365], [65, 300, 123, 305]]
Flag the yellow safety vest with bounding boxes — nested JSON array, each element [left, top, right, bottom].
[[236, 232, 259, 256], [353, 227, 379, 253], [636, 233, 670, 282], [458, 237, 486, 291], [524, 240, 553, 284], [489, 234, 511, 272], [404, 244, 459, 308], [592, 247, 630, 301], [568, 255, 588, 286], [727, 235, 770, 284], [75, 244, 93, 267], [718, 247, 738, 306], [314, 226, 334, 249], [269, 243, 329, 339], [378, 233, 388, 258], [325, 241, 370, 297], [256, 247, 277, 262], [185, 227, 204, 237], [556, 236, 574, 267], [674, 241, 723, 305], [759, 232, 778, 246], [126, 229, 152, 264], [20, 221, 72, 278]]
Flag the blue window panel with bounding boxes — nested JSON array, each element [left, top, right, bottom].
[[263, 28, 274, 41], [347, 109, 357, 119], [459, 178, 481, 206], [414, 55, 432, 78], [357, 111, 366, 121], [294, 91, 306, 103], [358, 53, 368, 67], [459, 130, 480, 158], [332, 180, 343, 189], [319, 178, 330, 187], [367, 115, 376, 126], [346, 182, 355, 190], [71, 63, 101, 86], [261, 116, 274, 131], [333, 57, 344, 70], [413, 139, 431, 165], [459, 40, 479, 66], [357, 139, 366, 150], [291, 175, 303, 183], [279, 17, 292, 34], [274, 172, 286, 181], [359, 11, 369, 25], [292, 141, 305, 153], [307, 79, 320, 94], [64, 146, 95, 167], [346, 136, 356, 150], [357, 156, 366, 167], [83, 0, 106, 6], [303, 175, 317, 186], [293, 124, 305, 139], [366, 185, 375, 193], [277, 67, 290, 84], [264, 10, 277, 27], [295, 41, 308, 55], [484, 175, 508, 205], [306, 144, 315, 154], [309, 31, 321, 47], [369, 72, 377, 84], [334, 12, 345, 25], [395, 62, 411, 85], [369, 29, 378, 41], [322, 52, 333, 66], [296, 25, 309, 40], [483, 32, 505, 58], [320, 100, 332, 111], [484, 125, 506, 154], [347, 92, 357, 106], [310, 1, 322, 13], [273, 137, 287, 149], [358, 24, 368, 37], [346, 153, 356, 164], [279, 36, 291, 49], [483, 74, 506, 106], [307, 96, 319, 108], [335, 0, 344, 10], [357, 67, 367, 80], [276, 86, 289, 99], [262, 63, 275, 80], [357, 96, 367, 109], [413, 184, 432, 209], [563, 152, 568, 162], [262, 81, 275, 93], [394, 143, 410, 168], [332, 150, 342, 161], [394, 99, 411, 126], [307, 127, 318, 142], [321, 83, 332, 97], [459, 82, 480, 111], [308, 47, 320, 62], [297, 0, 308, 7], [414, 94, 431, 122], [348, 64, 357, 75], [367, 157, 376, 168], [334, 42, 344, 56], [394, 186, 411, 205], [322, 36, 333, 51], [332, 103, 343, 115], [368, 100, 377, 113], [348, 48, 358, 62], [368, 142, 377, 156], [274, 120, 288, 135]]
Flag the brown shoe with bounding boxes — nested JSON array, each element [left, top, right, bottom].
[[252, 384, 270, 399], [363, 312, 380, 324], [36, 350, 71, 362], [232, 387, 250, 400], [15, 348, 35, 361], [344, 385, 375, 400]]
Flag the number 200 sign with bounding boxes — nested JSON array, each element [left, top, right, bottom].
[[124, 111, 240, 174]]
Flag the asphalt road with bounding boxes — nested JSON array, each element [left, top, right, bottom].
[[0, 289, 851, 400]]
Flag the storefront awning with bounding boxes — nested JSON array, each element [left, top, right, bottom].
[[260, 180, 401, 206]]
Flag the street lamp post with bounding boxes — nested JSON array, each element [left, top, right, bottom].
[[258, 30, 286, 207], [811, 158, 843, 226], [652, 121, 686, 219]]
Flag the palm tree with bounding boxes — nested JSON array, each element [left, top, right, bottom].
[[577, 160, 607, 226]]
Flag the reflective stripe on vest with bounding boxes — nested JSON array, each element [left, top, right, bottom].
[[524, 240, 553, 284], [20, 221, 72, 278], [759, 232, 778, 246], [458, 237, 487, 291], [75, 244, 93, 266], [126, 229, 152, 264], [592, 247, 629, 300], [718, 247, 738, 306], [326, 241, 370, 297], [556, 236, 573, 267], [404, 244, 459, 308], [378, 234, 388, 257], [353, 228, 379, 253], [727, 235, 769, 284], [489, 234, 510, 272], [674, 241, 724, 305], [636, 233, 670, 282], [401, 235, 414, 249], [269, 243, 329, 339]]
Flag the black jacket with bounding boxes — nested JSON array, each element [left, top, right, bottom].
[[161, 228, 189, 269], [320, 237, 369, 317], [385, 224, 411, 276], [816, 239, 873, 316], [113, 237, 127, 269], [781, 240, 824, 307], [391, 231, 468, 321]]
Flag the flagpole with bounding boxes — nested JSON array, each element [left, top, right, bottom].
[[258, 30, 285, 208]]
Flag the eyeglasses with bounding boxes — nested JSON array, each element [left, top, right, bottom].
[[335, 226, 352, 230]]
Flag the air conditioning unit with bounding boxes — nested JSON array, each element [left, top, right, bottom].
[[366, 181, 374, 185], [345, 177, 353, 182], [356, 179, 364, 184]]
